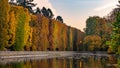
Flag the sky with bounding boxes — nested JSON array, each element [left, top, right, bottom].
[[33, 0, 118, 31]]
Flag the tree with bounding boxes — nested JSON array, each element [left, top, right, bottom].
[[106, 1, 120, 54], [10, 6, 31, 51], [83, 35, 101, 51], [0, 0, 10, 50], [85, 16, 112, 51], [56, 16, 63, 23], [47, 8, 54, 18], [41, 7, 54, 18], [35, 7, 41, 14], [10, 0, 14, 3], [107, 9, 120, 54], [85, 16, 99, 35], [41, 7, 49, 17], [17, 0, 36, 13]]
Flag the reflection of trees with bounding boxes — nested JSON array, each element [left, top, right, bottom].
[[10, 62, 24, 68], [73, 59, 77, 68], [108, 55, 117, 64], [0, 56, 117, 68], [118, 57, 120, 68]]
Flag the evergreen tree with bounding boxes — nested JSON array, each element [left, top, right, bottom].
[[17, 0, 36, 13], [47, 8, 54, 18], [35, 7, 41, 14], [41, 7, 49, 17], [56, 16, 63, 23]]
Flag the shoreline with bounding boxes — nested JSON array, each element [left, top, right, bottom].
[[0, 51, 115, 59], [0, 51, 74, 64], [0, 51, 116, 64], [0, 51, 74, 59]]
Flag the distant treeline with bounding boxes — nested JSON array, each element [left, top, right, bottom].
[[0, 0, 84, 51]]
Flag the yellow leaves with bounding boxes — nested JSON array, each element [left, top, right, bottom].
[[8, 5, 32, 50], [0, 0, 10, 22], [24, 8, 31, 49], [31, 14, 84, 51], [31, 14, 49, 51], [8, 11, 17, 46], [107, 47, 114, 54], [83, 35, 101, 51], [30, 15, 37, 27], [0, 0, 10, 50], [0, 2, 84, 50]]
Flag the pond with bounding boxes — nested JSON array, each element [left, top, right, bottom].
[[0, 53, 118, 68]]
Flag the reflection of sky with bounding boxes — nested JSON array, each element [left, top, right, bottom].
[[34, 0, 118, 31]]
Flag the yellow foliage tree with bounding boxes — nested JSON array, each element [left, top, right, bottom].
[[0, 0, 10, 50], [8, 10, 17, 48], [83, 35, 101, 51]]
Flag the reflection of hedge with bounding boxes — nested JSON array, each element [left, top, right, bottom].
[[0, 2, 84, 51]]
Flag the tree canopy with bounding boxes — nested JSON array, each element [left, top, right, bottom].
[[56, 16, 64, 23]]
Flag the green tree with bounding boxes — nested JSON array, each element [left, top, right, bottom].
[[11, 6, 31, 51], [107, 10, 120, 54], [85, 16, 99, 35], [106, 1, 120, 54], [85, 16, 112, 51]]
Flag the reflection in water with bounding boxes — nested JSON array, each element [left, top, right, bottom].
[[0, 55, 117, 68], [117, 57, 120, 68]]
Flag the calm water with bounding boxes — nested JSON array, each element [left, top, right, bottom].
[[0, 54, 118, 68]]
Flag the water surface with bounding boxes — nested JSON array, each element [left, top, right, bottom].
[[0, 53, 117, 68]]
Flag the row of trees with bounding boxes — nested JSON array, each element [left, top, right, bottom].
[[0, 0, 84, 51], [9, 0, 64, 23]]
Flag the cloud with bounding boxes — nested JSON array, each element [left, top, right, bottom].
[[94, 2, 117, 11], [33, 0, 58, 17]]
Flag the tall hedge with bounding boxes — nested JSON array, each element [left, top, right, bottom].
[[11, 6, 31, 51], [0, 2, 84, 51], [0, 0, 10, 50]]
